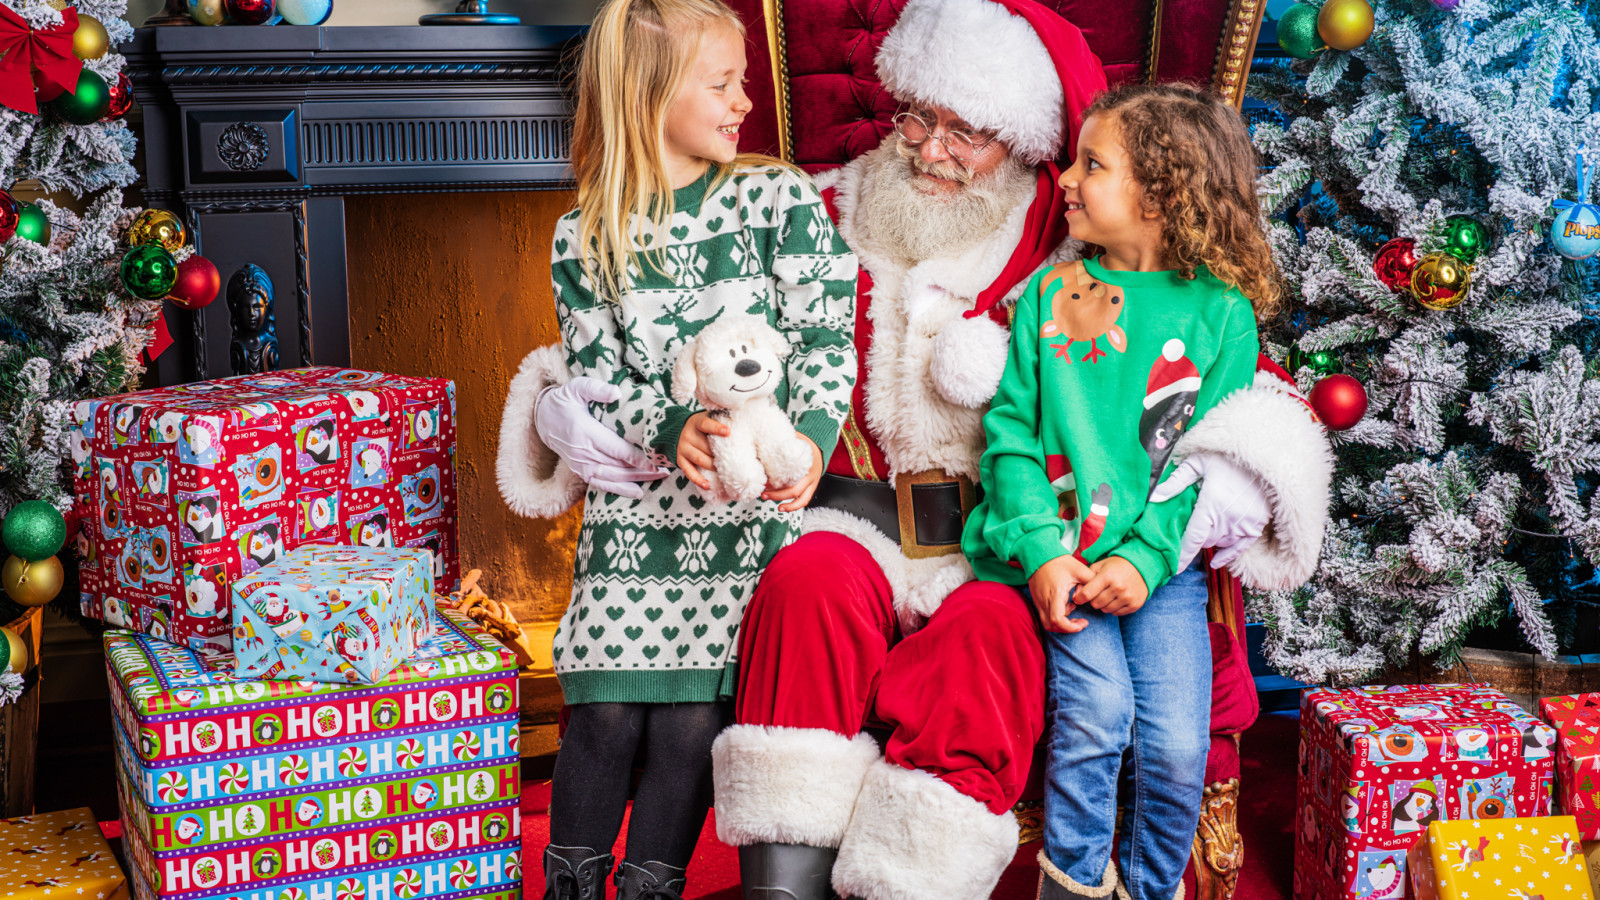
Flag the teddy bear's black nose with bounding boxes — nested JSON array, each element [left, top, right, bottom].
[[734, 359, 761, 377]]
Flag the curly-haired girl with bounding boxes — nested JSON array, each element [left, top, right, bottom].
[[961, 82, 1277, 900]]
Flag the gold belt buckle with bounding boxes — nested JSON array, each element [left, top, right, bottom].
[[893, 469, 978, 559]]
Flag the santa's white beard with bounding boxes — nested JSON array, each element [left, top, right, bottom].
[[855, 139, 1035, 265]]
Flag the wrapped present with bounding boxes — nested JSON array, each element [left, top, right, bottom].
[[0, 807, 128, 899], [1540, 693, 1600, 838], [106, 608, 521, 900], [1408, 815, 1593, 900], [1294, 683, 1557, 900], [232, 546, 434, 683], [69, 367, 459, 657]]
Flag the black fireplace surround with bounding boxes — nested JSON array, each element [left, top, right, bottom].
[[124, 24, 580, 386]]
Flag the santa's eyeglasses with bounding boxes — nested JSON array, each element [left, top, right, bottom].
[[892, 108, 999, 164]]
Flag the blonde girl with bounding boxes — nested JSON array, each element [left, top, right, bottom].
[[537, 1, 857, 898]]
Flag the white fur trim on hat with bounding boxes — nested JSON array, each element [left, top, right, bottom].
[[1169, 371, 1333, 591], [1144, 339, 1202, 409], [876, 0, 1064, 165], [496, 344, 586, 518], [832, 760, 1020, 900], [712, 725, 882, 848]]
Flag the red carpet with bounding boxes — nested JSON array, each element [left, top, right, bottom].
[[523, 711, 1301, 899]]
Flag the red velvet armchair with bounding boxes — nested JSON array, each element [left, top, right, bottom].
[[721, 2, 1269, 897]]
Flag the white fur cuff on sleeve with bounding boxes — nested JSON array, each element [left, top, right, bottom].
[[1171, 372, 1334, 591], [496, 343, 586, 519], [930, 314, 1010, 409]]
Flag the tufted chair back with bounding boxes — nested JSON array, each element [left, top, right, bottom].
[[725, 0, 1266, 171]]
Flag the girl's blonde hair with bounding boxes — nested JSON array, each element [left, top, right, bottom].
[[571, 0, 769, 302], [1083, 83, 1283, 320]]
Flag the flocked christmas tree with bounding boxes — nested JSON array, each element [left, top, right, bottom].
[[1249, 0, 1600, 684], [0, 0, 157, 629]]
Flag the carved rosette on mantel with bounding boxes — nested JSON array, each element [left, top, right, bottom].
[[122, 23, 580, 387]]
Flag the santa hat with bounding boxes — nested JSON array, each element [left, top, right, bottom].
[[1144, 339, 1202, 409], [874, 0, 1107, 319]]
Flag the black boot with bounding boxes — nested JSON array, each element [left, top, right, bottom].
[[739, 843, 839, 900], [543, 844, 613, 900], [615, 859, 688, 900]]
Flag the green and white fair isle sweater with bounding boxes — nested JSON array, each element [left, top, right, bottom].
[[550, 163, 858, 704]]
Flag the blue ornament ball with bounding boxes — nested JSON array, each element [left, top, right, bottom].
[[1551, 203, 1600, 260], [277, 0, 332, 25]]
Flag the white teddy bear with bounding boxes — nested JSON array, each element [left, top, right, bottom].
[[671, 315, 814, 503]]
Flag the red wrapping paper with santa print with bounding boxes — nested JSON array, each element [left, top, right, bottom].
[[1538, 692, 1600, 839], [1293, 683, 1558, 900], [68, 368, 458, 658]]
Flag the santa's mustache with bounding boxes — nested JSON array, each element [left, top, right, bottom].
[[894, 140, 974, 185]]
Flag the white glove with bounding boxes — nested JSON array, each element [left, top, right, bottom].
[[1150, 452, 1271, 574], [535, 378, 667, 498]]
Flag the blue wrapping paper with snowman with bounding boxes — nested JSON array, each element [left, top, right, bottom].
[[230, 546, 435, 683]]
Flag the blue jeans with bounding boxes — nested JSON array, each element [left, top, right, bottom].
[[1042, 561, 1212, 900]]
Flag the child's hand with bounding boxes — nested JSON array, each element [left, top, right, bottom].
[[1028, 554, 1096, 633], [676, 412, 731, 490], [1075, 556, 1149, 616], [761, 436, 824, 512]]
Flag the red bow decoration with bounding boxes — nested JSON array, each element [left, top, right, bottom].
[[0, 5, 83, 115]]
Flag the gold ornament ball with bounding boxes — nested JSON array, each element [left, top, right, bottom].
[[1317, 0, 1374, 51], [1, 555, 62, 607], [128, 209, 187, 253], [73, 13, 110, 60], [1410, 252, 1472, 310], [0, 626, 25, 676]]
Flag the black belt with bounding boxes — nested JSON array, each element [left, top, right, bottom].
[[811, 472, 978, 558]]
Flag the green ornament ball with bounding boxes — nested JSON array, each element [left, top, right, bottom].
[[2, 501, 66, 562], [1442, 215, 1488, 263], [121, 244, 179, 300], [1288, 345, 1344, 378], [47, 69, 111, 126], [1277, 3, 1326, 60], [14, 202, 49, 245]]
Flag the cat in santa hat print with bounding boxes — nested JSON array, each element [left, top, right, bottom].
[[1140, 338, 1202, 492]]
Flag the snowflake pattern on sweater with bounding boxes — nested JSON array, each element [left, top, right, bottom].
[[551, 164, 858, 704]]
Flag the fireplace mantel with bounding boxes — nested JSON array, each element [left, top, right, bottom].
[[124, 24, 579, 385]]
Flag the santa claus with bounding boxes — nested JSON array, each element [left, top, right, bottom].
[[498, 1, 1330, 899]]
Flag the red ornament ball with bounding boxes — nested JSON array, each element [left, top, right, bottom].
[[227, 0, 275, 25], [1310, 374, 1368, 431], [0, 191, 17, 243], [1373, 238, 1417, 293], [105, 73, 134, 121], [168, 255, 221, 310]]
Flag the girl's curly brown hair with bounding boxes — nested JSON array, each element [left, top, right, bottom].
[[1082, 83, 1282, 321]]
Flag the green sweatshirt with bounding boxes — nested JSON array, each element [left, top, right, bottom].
[[963, 256, 1260, 594]]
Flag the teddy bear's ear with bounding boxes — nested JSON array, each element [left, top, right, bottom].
[[670, 337, 699, 404], [755, 323, 794, 360]]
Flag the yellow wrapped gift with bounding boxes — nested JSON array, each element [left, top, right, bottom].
[[0, 807, 127, 899], [1409, 815, 1594, 900]]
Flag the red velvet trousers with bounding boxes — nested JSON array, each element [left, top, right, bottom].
[[734, 530, 1047, 816]]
